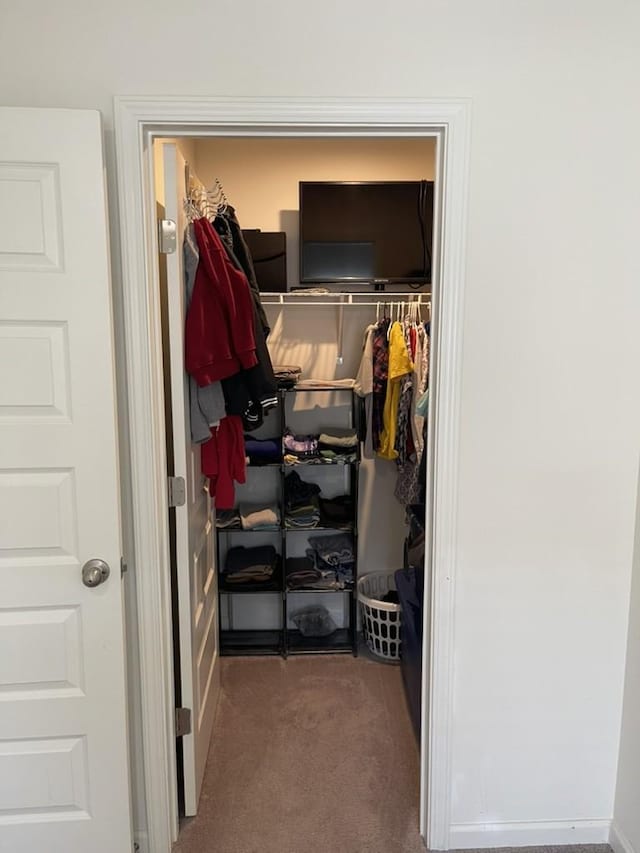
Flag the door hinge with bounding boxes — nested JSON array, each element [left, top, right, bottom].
[[175, 707, 192, 737], [158, 218, 177, 254], [168, 475, 186, 508]]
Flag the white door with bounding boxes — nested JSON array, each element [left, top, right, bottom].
[[162, 142, 221, 815], [0, 108, 131, 852]]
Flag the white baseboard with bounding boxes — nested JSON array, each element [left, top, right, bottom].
[[133, 830, 149, 853], [610, 821, 636, 853], [448, 818, 611, 849]]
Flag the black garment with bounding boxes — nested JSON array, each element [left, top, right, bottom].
[[318, 495, 354, 526], [221, 295, 278, 426], [215, 209, 269, 337], [284, 470, 321, 512], [213, 213, 278, 429]]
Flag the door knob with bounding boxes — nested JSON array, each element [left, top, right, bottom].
[[82, 559, 111, 588]]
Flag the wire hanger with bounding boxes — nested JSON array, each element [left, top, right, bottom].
[[206, 177, 229, 217]]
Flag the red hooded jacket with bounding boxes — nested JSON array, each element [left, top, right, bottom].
[[186, 217, 257, 385]]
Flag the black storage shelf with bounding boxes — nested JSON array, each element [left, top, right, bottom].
[[217, 527, 280, 534], [219, 583, 283, 594], [217, 386, 360, 658], [220, 629, 283, 657], [284, 523, 355, 533], [287, 629, 353, 655], [286, 586, 353, 594], [284, 459, 359, 468]]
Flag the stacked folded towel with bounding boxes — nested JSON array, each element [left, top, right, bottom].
[[223, 545, 279, 586], [239, 504, 280, 531]]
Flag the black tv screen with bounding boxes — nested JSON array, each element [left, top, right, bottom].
[[299, 181, 433, 286]]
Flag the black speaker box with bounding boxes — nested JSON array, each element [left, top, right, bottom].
[[242, 229, 287, 293]]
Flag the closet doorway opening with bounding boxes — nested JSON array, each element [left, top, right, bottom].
[[114, 96, 470, 853]]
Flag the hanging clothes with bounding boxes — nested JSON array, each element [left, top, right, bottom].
[[200, 414, 246, 510], [183, 223, 226, 444], [378, 321, 413, 461], [371, 318, 390, 453], [213, 210, 278, 430], [354, 322, 376, 457], [185, 217, 257, 384], [184, 210, 274, 508]]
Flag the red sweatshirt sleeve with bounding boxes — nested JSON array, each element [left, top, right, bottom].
[[185, 219, 257, 385]]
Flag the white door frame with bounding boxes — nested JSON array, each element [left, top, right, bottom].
[[114, 96, 471, 853]]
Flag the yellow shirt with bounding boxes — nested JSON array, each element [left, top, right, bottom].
[[377, 322, 414, 460]]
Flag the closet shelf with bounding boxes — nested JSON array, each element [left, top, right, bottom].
[[287, 629, 353, 655], [286, 586, 354, 594], [216, 527, 280, 534], [285, 523, 356, 533], [219, 581, 282, 594], [284, 459, 359, 468], [220, 630, 282, 657]]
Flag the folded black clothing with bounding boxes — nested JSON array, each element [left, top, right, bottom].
[[224, 544, 278, 574], [284, 470, 321, 511], [244, 436, 282, 464], [216, 508, 242, 529], [285, 556, 341, 590], [285, 556, 316, 576], [318, 495, 354, 525]]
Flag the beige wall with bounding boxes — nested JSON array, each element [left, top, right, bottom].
[[153, 137, 199, 208], [193, 137, 435, 286]]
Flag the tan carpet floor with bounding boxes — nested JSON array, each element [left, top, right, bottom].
[[173, 653, 423, 853]]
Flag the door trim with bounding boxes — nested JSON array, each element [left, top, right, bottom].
[[114, 95, 471, 853]]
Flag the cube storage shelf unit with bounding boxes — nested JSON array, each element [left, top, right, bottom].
[[217, 386, 360, 657]]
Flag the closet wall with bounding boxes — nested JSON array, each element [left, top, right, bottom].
[[191, 137, 435, 580], [191, 137, 436, 286]]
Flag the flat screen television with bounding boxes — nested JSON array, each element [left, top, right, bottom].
[[299, 180, 433, 286]]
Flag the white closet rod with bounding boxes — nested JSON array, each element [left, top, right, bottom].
[[261, 293, 431, 307]]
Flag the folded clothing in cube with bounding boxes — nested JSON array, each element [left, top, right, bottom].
[[306, 532, 355, 586], [274, 365, 302, 389], [318, 495, 354, 527], [239, 503, 280, 531], [223, 544, 279, 585], [244, 436, 282, 465], [283, 429, 319, 459], [318, 428, 358, 450], [285, 556, 342, 590], [216, 508, 242, 529]]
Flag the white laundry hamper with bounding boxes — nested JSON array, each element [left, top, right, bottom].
[[357, 571, 401, 661]]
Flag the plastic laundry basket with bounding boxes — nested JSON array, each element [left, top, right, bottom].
[[357, 571, 401, 661]]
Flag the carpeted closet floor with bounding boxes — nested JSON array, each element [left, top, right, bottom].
[[173, 652, 422, 853]]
